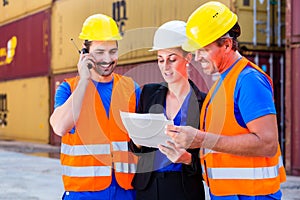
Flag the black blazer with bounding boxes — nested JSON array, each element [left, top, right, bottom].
[[129, 80, 206, 199]]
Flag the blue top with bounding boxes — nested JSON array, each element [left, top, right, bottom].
[[209, 64, 280, 199], [53, 76, 140, 199], [153, 89, 192, 172], [222, 65, 276, 127]]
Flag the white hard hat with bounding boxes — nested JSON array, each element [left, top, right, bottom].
[[149, 20, 187, 51]]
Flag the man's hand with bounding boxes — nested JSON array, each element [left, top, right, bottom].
[[165, 125, 204, 149], [77, 52, 95, 80], [158, 141, 191, 165]]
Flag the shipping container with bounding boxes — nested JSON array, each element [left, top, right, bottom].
[[285, 0, 300, 176], [50, 0, 285, 74], [237, 0, 286, 50], [116, 61, 213, 92], [50, 0, 232, 74], [0, 76, 50, 143], [0, 0, 51, 25], [0, 9, 51, 81]]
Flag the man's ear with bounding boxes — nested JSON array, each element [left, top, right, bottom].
[[224, 38, 233, 52]]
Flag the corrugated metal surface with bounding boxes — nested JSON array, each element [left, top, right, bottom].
[[285, 0, 300, 176], [0, 0, 52, 24], [115, 61, 213, 93], [291, 47, 300, 176], [235, 0, 269, 45], [51, 0, 232, 73], [51, 0, 111, 74], [237, 0, 286, 49], [0, 9, 51, 81], [115, 62, 163, 86], [0, 76, 50, 143]]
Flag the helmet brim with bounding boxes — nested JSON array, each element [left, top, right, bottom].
[[78, 34, 122, 41], [182, 38, 201, 52], [148, 45, 184, 52]]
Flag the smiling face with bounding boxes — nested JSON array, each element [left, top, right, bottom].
[[194, 42, 222, 75], [89, 40, 118, 77], [194, 36, 233, 74], [157, 48, 190, 84]]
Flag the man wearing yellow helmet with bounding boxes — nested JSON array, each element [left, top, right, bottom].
[[165, 1, 286, 199], [50, 14, 140, 200]]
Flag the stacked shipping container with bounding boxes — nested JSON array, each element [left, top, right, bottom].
[[0, 0, 52, 143], [285, 0, 300, 176]]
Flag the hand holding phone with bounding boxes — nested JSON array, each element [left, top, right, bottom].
[[81, 48, 89, 54], [81, 48, 93, 69]]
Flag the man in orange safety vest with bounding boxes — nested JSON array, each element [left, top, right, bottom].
[[50, 14, 140, 200], [166, 1, 286, 199]]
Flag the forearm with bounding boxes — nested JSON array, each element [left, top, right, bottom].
[[201, 131, 277, 157], [50, 79, 89, 136], [201, 115, 279, 157]]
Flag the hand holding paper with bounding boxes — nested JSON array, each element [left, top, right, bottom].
[[158, 141, 191, 164], [120, 111, 173, 148]]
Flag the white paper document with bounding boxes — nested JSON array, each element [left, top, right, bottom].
[[120, 111, 174, 148]]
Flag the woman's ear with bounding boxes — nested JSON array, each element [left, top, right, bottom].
[[185, 52, 193, 63]]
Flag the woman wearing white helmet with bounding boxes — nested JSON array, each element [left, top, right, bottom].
[[129, 20, 206, 200]]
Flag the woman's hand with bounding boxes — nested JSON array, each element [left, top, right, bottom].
[[158, 141, 191, 165]]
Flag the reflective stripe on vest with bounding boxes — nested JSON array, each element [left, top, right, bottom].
[[112, 141, 128, 151], [114, 162, 137, 173], [61, 143, 111, 155], [112, 141, 137, 173], [61, 142, 129, 155], [206, 156, 283, 180], [62, 166, 111, 177]]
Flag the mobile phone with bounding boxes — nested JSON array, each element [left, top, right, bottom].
[[81, 48, 89, 54]]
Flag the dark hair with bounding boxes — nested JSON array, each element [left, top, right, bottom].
[[228, 22, 241, 39], [83, 40, 119, 52], [215, 22, 240, 51], [83, 40, 92, 51], [181, 48, 190, 57]]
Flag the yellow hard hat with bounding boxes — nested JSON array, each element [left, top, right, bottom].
[[182, 1, 238, 51], [79, 14, 122, 41]]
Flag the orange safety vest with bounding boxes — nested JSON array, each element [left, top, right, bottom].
[[200, 57, 286, 196], [61, 73, 137, 192]]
